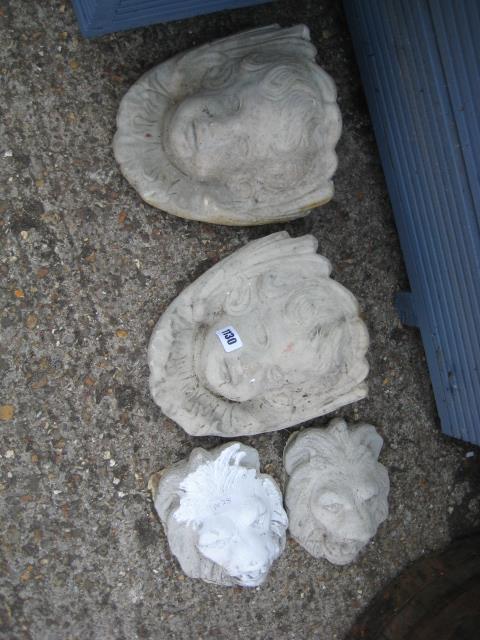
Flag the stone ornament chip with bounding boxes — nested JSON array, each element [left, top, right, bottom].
[[283, 418, 390, 565], [114, 24, 341, 225], [149, 442, 288, 587], [148, 231, 369, 437]]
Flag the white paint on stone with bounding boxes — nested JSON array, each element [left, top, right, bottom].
[[283, 418, 390, 565], [114, 25, 341, 225], [148, 232, 369, 437], [149, 443, 288, 587]]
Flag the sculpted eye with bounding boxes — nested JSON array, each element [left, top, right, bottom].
[[237, 501, 266, 528], [265, 365, 283, 387], [251, 511, 268, 530], [357, 483, 378, 502], [251, 518, 263, 530], [202, 95, 241, 119], [199, 530, 229, 548], [225, 95, 241, 113], [314, 491, 345, 515], [224, 275, 253, 315], [322, 503, 343, 514]]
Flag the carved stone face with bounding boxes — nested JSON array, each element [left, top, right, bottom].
[[150, 443, 288, 587], [114, 25, 342, 225], [307, 467, 388, 564], [198, 308, 317, 403], [165, 78, 305, 183], [284, 418, 389, 565], [195, 495, 280, 587], [149, 232, 370, 437]]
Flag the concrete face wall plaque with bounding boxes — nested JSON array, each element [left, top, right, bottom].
[[149, 443, 288, 587], [114, 24, 341, 225], [148, 232, 369, 437], [284, 418, 390, 565]]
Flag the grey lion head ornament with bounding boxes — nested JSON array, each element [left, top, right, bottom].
[[148, 232, 369, 437], [284, 418, 390, 565], [114, 25, 341, 225], [149, 443, 288, 587]]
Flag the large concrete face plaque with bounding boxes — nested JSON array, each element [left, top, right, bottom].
[[114, 25, 341, 225], [284, 418, 390, 565], [148, 232, 369, 437], [149, 443, 288, 587]]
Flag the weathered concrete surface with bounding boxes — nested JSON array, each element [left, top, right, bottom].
[[0, 1, 479, 639]]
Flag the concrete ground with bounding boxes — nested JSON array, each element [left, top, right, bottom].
[[1, 1, 479, 639]]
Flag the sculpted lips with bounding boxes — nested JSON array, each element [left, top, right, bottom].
[[190, 121, 198, 150], [184, 120, 198, 153]]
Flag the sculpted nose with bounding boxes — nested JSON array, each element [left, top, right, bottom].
[[231, 532, 270, 574], [345, 508, 376, 542]]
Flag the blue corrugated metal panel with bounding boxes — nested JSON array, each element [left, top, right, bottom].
[[71, 0, 272, 37], [343, 0, 480, 445]]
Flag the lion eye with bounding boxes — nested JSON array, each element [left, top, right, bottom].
[[252, 513, 268, 530], [357, 484, 378, 502], [314, 491, 346, 515], [199, 531, 229, 548]]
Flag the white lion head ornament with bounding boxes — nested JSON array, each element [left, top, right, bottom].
[[150, 443, 288, 587], [148, 232, 369, 437], [114, 25, 341, 225], [284, 418, 390, 565]]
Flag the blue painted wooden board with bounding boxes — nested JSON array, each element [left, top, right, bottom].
[[71, 0, 272, 37], [343, 0, 480, 445]]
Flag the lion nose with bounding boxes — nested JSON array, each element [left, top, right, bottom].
[[345, 508, 376, 542], [230, 533, 270, 575]]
